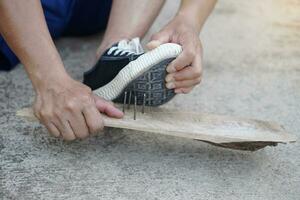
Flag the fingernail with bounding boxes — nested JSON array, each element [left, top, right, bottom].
[[165, 74, 174, 82], [146, 40, 161, 50], [115, 109, 124, 117], [167, 66, 176, 73], [166, 82, 175, 89]]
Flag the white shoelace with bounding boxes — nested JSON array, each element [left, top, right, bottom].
[[107, 38, 144, 56]]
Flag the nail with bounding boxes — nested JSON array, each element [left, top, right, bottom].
[[146, 40, 161, 50], [142, 93, 146, 114], [165, 74, 174, 82], [123, 91, 127, 112], [167, 66, 176, 73], [128, 91, 132, 109], [134, 95, 137, 120], [166, 82, 175, 89]]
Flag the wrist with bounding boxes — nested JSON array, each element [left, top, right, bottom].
[[21, 47, 72, 93], [174, 12, 201, 33], [30, 65, 71, 94]]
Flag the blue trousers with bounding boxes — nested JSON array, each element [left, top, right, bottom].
[[0, 0, 112, 70]]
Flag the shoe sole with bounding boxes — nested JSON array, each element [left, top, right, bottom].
[[93, 43, 182, 106]]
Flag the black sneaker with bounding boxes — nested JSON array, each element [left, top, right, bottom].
[[83, 38, 182, 106]]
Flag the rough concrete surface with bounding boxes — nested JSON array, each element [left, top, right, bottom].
[[1, 0, 300, 199]]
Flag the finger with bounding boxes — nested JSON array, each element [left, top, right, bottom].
[[166, 49, 196, 73], [68, 111, 89, 139], [165, 66, 201, 82], [175, 87, 194, 94], [83, 106, 104, 134], [93, 95, 124, 118], [146, 40, 162, 50], [45, 122, 60, 138], [36, 108, 60, 137], [167, 34, 199, 73], [97, 101, 124, 118], [166, 67, 198, 82], [147, 32, 170, 50], [166, 78, 201, 89], [59, 120, 76, 141]]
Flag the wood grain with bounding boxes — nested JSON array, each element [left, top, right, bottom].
[[16, 106, 297, 151]]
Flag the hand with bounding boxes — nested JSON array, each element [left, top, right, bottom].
[[33, 76, 123, 140], [147, 16, 203, 94]]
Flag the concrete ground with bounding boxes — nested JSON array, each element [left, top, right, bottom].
[[1, 0, 299, 199]]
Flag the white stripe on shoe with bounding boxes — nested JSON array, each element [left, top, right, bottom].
[[93, 43, 182, 100]]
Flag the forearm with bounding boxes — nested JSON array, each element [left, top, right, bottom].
[[177, 0, 217, 33], [0, 0, 68, 91]]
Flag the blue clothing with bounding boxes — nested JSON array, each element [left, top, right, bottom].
[[0, 0, 112, 70]]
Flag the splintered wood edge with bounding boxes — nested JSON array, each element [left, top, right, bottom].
[[16, 107, 297, 151], [17, 108, 35, 121]]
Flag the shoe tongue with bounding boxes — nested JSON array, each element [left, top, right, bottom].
[[117, 38, 144, 54], [105, 38, 144, 56]]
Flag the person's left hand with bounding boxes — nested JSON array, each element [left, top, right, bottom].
[[147, 17, 203, 94]]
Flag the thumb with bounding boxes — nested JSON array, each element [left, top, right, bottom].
[[147, 32, 170, 50], [93, 95, 124, 118]]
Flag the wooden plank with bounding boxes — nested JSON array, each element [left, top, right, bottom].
[[16, 106, 296, 151]]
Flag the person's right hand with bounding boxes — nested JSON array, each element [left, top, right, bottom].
[[33, 76, 123, 140]]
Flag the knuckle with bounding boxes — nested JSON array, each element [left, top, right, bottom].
[[40, 109, 53, 120], [65, 100, 77, 111]]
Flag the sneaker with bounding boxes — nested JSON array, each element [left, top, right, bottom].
[[83, 38, 182, 106]]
